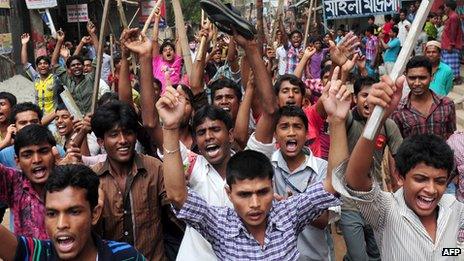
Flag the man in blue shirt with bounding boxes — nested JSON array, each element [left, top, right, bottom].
[[380, 26, 401, 75], [0, 164, 145, 261], [425, 40, 454, 96]]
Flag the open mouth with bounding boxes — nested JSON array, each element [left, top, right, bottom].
[[57, 124, 68, 134], [416, 195, 436, 210], [221, 106, 231, 112], [205, 144, 221, 158], [56, 236, 76, 253], [248, 211, 263, 222], [117, 146, 130, 155], [285, 101, 296, 106], [32, 166, 47, 179], [285, 139, 298, 153]]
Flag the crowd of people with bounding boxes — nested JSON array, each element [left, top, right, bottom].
[[0, 0, 464, 260]]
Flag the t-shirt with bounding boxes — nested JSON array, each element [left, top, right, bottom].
[[14, 234, 145, 260], [384, 38, 401, 62], [430, 62, 454, 96], [152, 54, 183, 92]]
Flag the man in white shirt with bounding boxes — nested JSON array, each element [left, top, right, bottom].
[[397, 10, 411, 46]]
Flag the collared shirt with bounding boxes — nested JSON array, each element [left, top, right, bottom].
[[174, 182, 340, 260], [14, 233, 145, 260], [271, 150, 339, 261], [277, 42, 304, 75], [53, 62, 95, 114], [24, 63, 56, 114], [92, 153, 167, 261], [173, 143, 233, 261], [384, 38, 401, 62], [430, 62, 454, 96], [152, 54, 183, 92], [0, 164, 47, 239], [333, 160, 464, 261], [391, 91, 456, 139]]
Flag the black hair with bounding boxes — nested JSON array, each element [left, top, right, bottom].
[[35, 55, 51, 66], [192, 105, 233, 135], [446, 0, 457, 10], [368, 15, 375, 21], [289, 30, 303, 38], [0, 92, 17, 107], [391, 26, 399, 35], [9, 102, 43, 124], [365, 25, 375, 34], [405, 55, 432, 75], [208, 78, 243, 102], [273, 74, 306, 97], [97, 92, 119, 108], [83, 56, 93, 63], [384, 14, 392, 21], [226, 150, 274, 187], [395, 134, 454, 177], [55, 103, 68, 112], [14, 124, 56, 157], [400, 9, 407, 15], [276, 105, 308, 131], [91, 100, 139, 139], [153, 78, 162, 90], [353, 77, 376, 96], [45, 164, 100, 209], [66, 55, 84, 68], [159, 41, 176, 54]]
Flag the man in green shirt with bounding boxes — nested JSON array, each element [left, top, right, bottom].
[[425, 41, 454, 96]]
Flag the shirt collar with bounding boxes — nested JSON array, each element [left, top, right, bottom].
[[95, 153, 146, 177], [271, 149, 319, 175], [402, 90, 442, 110]]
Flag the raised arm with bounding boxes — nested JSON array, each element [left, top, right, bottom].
[[123, 28, 156, 129], [118, 30, 134, 107], [321, 67, 352, 194], [294, 46, 316, 78], [345, 75, 404, 191], [87, 21, 99, 52], [233, 73, 255, 149], [0, 225, 17, 261], [234, 30, 278, 143], [190, 23, 213, 96], [51, 30, 65, 66], [73, 36, 91, 56], [156, 86, 188, 209], [151, 8, 161, 57], [20, 33, 30, 65]]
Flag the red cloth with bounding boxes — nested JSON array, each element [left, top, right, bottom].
[[382, 21, 394, 43], [441, 11, 463, 50], [304, 104, 325, 158]]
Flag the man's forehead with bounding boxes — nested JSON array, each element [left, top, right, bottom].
[[45, 187, 89, 209], [196, 118, 226, 130], [277, 116, 304, 125], [16, 110, 39, 119], [19, 143, 52, 152], [231, 177, 272, 192]]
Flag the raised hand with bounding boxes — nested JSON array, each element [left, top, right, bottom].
[[21, 33, 30, 45], [56, 29, 65, 42], [329, 31, 360, 67], [60, 46, 70, 60], [321, 67, 352, 122], [303, 46, 317, 59], [341, 52, 359, 73], [121, 28, 152, 56], [87, 21, 96, 35], [367, 75, 405, 120], [58, 141, 82, 165], [156, 85, 186, 130], [266, 47, 276, 59], [356, 54, 367, 70], [81, 36, 92, 45]]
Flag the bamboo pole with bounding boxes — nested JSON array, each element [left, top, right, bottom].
[[91, 0, 111, 114], [128, 8, 140, 28], [109, 34, 116, 91], [116, 0, 129, 28], [196, 10, 207, 61], [142, 0, 163, 35], [172, 0, 193, 77], [303, 0, 315, 47]]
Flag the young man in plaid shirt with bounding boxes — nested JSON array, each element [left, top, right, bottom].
[[391, 56, 456, 139]]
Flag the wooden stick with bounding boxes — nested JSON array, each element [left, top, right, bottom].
[[196, 11, 207, 61], [172, 0, 193, 77], [363, 0, 434, 140], [116, 0, 129, 28], [303, 0, 315, 47], [271, 0, 284, 45], [91, 0, 111, 114], [109, 34, 116, 91], [142, 0, 163, 35], [128, 7, 140, 28]]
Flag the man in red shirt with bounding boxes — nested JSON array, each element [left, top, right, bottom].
[[441, 0, 463, 84], [382, 14, 395, 43]]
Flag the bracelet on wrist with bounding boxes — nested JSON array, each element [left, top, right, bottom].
[[163, 146, 180, 155]]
